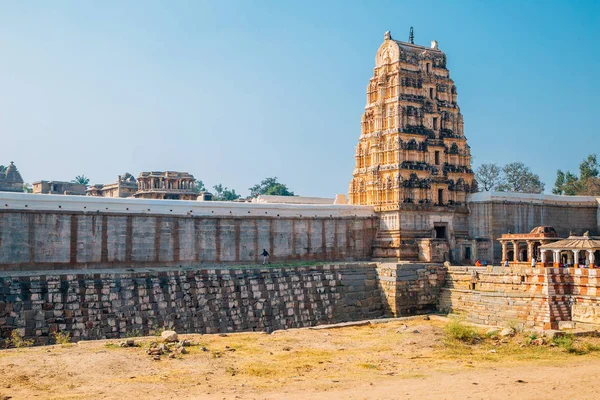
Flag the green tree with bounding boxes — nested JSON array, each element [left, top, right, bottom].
[[23, 183, 33, 193], [249, 177, 295, 197], [192, 180, 206, 193], [553, 170, 581, 195], [212, 184, 240, 201], [72, 175, 90, 185], [474, 163, 503, 191], [0, 165, 6, 173], [496, 162, 545, 194], [579, 154, 599, 181], [552, 154, 600, 196]]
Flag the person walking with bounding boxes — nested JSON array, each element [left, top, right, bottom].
[[261, 249, 270, 265]]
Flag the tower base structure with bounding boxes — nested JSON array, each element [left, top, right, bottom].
[[372, 205, 488, 264]]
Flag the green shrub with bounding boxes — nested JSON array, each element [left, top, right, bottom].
[[52, 331, 71, 345], [126, 329, 141, 338], [445, 320, 480, 344], [6, 330, 34, 348]]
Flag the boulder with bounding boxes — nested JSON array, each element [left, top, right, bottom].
[[499, 327, 516, 337], [161, 330, 178, 343]]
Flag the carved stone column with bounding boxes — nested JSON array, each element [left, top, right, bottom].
[[511, 241, 519, 262], [527, 241, 534, 262], [553, 250, 561, 267], [501, 241, 508, 262], [573, 250, 580, 268]]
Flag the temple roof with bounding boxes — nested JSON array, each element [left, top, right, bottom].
[[392, 40, 443, 54], [3, 162, 23, 183], [499, 226, 559, 240], [138, 171, 194, 179], [540, 233, 600, 250]]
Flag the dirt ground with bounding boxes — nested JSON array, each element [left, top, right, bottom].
[[1, 317, 600, 400]]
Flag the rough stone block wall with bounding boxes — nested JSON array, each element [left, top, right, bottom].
[[0, 211, 377, 271], [376, 263, 446, 316], [440, 266, 573, 328], [569, 269, 600, 324], [0, 263, 384, 345]]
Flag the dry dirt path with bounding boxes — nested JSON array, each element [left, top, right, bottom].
[[1, 318, 599, 400]]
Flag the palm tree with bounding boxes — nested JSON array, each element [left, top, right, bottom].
[[72, 175, 90, 186]]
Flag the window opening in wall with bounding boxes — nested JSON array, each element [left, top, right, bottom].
[[465, 247, 471, 260], [470, 282, 476, 290], [434, 225, 446, 240], [434, 151, 440, 165], [430, 87, 434, 98], [433, 117, 438, 130], [437, 188, 444, 206], [426, 63, 431, 73]]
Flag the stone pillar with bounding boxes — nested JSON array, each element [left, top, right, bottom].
[[553, 250, 561, 267], [541, 250, 546, 263], [573, 250, 580, 268], [588, 250, 596, 268], [501, 242, 508, 262], [512, 241, 519, 262], [527, 241, 534, 262]]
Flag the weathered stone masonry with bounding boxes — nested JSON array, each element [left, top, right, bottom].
[[439, 266, 600, 329], [0, 262, 450, 344]]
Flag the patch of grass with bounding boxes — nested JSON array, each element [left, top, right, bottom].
[[444, 319, 480, 344], [150, 324, 165, 337], [359, 363, 379, 370], [126, 329, 142, 338], [6, 330, 34, 348], [104, 342, 120, 349], [552, 334, 600, 355], [525, 332, 538, 345], [553, 334, 575, 352], [52, 331, 71, 345]]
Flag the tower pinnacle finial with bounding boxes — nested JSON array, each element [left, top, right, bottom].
[[409, 27, 414, 44]]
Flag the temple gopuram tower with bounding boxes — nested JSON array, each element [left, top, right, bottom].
[[349, 30, 477, 262]]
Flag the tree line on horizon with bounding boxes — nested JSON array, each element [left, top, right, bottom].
[[474, 153, 600, 196]]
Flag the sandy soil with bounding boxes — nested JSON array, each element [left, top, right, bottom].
[[1, 318, 599, 400]]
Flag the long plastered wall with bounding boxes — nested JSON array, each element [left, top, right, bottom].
[[0, 193, 377, 271], [467, 192, 600, 262]]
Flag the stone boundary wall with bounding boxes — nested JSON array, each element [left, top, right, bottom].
[[0, 264, 384, 345], [0, 193, 377, 271], [440, 266, 574, 329], [377, 263, 446, 316], [467, 192, 599, 262]]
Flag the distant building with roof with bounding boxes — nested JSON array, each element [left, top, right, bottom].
[[0, 162, 24, 193], [135, 171, 197, 200], [87, 173, 138, 198], [32, 181, 86, 196]]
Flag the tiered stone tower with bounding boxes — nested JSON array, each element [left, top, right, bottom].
[[349, 30, 477, 262]]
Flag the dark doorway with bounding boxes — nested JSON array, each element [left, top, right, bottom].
[[434, 151, 440, 165], [434, 226, 447, 240], [465, 247, 471, 260], [438, 189, 444, 205]]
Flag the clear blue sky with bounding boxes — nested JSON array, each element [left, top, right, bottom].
[[1, 1, 598, 196]]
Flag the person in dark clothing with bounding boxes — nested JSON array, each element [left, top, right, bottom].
[[261, 249, 270, 265]]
